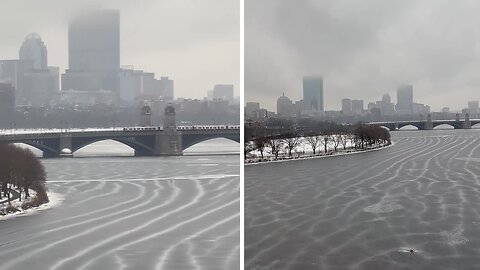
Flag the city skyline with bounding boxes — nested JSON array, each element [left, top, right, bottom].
[[247, 79, 480, 119], [246, 77, 480, 114], [0, 0, 239, 99], [246, 0, 480, 112]]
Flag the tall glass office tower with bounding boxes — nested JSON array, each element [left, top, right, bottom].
[[68, 9, 120, 71], [396, 84, 414, 113], [19, 33, 48, 70], [303, 75, 324, 112], [62, 10, 120, 92]]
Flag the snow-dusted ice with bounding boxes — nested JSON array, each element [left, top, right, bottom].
[[246, 130, 480, 270], [0, 139, 239, 270]]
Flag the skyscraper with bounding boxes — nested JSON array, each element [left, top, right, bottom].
[[352, 99, 364, 115], [158, 77, 174, 101], [382, 93, 391, 104], [468, 101, 479, 115], [341, 98, 352, 115], [62, 10, 120, 92], [396, 84, 414, 114], [0, 59, 34, 100], [23, 67, 59, 106], [277, 93, 294, 117], [68, 10, 120, 71], [213, 84, 234, 104], [245, 102, 260, 117], [303, 76, 324, 112], [19, 33, 47, 69], [1, 33, 58, 106]]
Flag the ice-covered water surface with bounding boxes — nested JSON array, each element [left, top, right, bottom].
[[245, 130, 480, 270], [0, 140, 240, 270]]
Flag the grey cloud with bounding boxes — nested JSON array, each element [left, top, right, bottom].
[[246, 0, 480, 111], [0, 0, 239, 98]]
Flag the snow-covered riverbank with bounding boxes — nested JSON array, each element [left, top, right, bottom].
[[246, 142, 393, 165], [0, 191, 64, 221], [245, 133, 392, 165]]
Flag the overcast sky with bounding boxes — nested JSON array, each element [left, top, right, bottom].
[[0, 0, 239, 99], [246, 0, 480, 112]]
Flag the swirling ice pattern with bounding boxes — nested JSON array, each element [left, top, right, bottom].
[[245, 130, 480, 270], [0, 155, 239, 270]]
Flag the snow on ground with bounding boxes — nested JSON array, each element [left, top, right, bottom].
[[246, 143, 393, 165], [0, 191, 64, 221], [248, 135, 355, 157], [246, 134, 392, 165]]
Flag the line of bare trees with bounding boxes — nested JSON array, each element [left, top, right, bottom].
[[245, 124, 391, 161], [0, 144, 49, 209], [352, 125, 391, 149]]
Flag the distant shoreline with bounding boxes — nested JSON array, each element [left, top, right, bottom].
[[245, 142, 393, 166]]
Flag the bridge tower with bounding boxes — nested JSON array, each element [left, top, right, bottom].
[[155, 104, 182, 156], [163, 103, 176, 131], [464, 113, 471, 129], [425, 114, 433, 130], [140, 104, 152, 127]]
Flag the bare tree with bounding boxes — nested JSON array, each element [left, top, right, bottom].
[[352, 125, 391, 149], [305, 135, 321, 155], [267, 139, 283, 159], [353, 125, 366, 149], [21, 148, 47, 201], [253, 137, 268, 159], [0, 145, 17, 204], [320, 133, 332, 153], [282, 137, 300, 157], [0, 144, 49, 207], [333, 134, 342, 152], [244, 142, 254, 159], [338, 132, 351, 150]]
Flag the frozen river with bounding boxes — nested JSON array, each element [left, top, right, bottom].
[[0, 139, 239, 270], [245, 130, 480, 270]]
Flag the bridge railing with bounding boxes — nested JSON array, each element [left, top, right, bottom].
[[0, 125, 240, 138], [177, 125, 240, 131]]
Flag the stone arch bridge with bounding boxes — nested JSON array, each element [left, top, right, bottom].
[[0, 126, 240, 157], [369, 115, 480, 131]]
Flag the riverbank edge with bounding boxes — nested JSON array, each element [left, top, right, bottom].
[[0, 191, 63, 221], [245, 142, 394, 166]]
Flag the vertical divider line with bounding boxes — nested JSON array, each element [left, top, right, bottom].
[[239, 0, 245, 269]]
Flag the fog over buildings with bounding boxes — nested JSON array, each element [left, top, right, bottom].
[[0, 0, 239, 99], [246, 0, 480, 112]]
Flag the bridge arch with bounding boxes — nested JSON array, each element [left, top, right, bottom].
[[432, 123, 455, 130], [432, 122, 461, 129], [72, 137, 155, 156], [182, 134, 240, 151], [13, 142, 57, 157], [398, 124, 420, 130], [72, 139, 135, 156], [470, 122, 480, 128]]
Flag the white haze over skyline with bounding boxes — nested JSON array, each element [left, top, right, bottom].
[[0, 0, 239, 99], [246, 0, 480, 112]]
